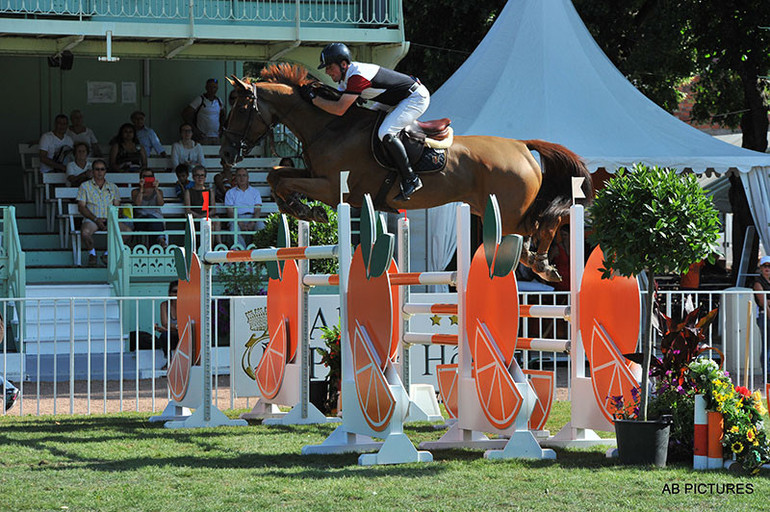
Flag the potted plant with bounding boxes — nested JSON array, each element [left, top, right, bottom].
[[316, 322, 342, 415], [589, 163, 721, 465]]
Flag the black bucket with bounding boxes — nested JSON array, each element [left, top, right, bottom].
[[309, 380, 329, 413], [614, 416, 672, 467]]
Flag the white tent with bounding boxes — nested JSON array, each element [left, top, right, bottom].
[[421, 0, 770, 262]]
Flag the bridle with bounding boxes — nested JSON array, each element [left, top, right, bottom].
[[223, 83, 273, 161]]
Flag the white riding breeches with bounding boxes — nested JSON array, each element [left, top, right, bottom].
[[376, 84, 430, 140]]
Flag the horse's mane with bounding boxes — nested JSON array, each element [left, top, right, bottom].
[[259, 63, 313, 87]]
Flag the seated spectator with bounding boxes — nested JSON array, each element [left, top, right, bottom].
[[154, 281, 180, 364], [131, 110, 167, 157], [66, 142, 93, 187], [213, 160, 236, 204], [131, 169, 166, 248], [171, 123, 204, 169], [67, 109, 102, 157], [225, 167, 263, 246], [174, 163, 193, 201], [39, 114, 74, 174], [109, 123, 147, 173], [184, 165, 214, 220], [76, 159, 132, 266]]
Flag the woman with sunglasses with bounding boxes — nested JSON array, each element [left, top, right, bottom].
[[131, 168, 167, 248]]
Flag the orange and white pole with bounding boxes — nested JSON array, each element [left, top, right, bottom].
[[693, 394, 708, 470], [707, 410, 724, 469]]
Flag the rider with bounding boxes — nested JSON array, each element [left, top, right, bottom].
[[301, 43, 429, 201]]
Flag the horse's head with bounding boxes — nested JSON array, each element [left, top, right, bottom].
[[220, 76, 275, 165]]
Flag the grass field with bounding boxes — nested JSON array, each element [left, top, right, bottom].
[[0, 400, 766, 511]]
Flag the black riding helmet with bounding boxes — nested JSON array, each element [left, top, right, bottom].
[[318, 43, 352, 69]]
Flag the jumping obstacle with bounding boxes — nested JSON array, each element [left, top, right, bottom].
[[152, 205, 351, 428], [150, 216, 248, 428]]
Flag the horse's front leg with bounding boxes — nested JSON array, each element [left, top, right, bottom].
[[270, 169, 335, 223]]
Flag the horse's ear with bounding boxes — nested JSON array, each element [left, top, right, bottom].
[[235, 76, 252, 90], [226, 76, 236, 86]]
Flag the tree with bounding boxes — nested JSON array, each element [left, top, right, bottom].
[[588, 164, 721, 420], [397, 0, 507, 90]]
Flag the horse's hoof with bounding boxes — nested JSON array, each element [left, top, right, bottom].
[[310, 206, 329, 223]]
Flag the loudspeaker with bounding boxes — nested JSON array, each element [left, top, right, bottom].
[[60, 51, 74, 71]]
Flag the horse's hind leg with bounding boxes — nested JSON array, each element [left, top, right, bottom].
[[532, 217, 566, 283]]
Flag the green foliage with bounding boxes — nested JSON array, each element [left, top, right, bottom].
[[588, 164, 721, 278], [316, 322, 342, 414], [251, 202, 340, 276], [216, 261, 267, 296]]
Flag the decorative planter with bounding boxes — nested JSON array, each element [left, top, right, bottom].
[[309, 380, 328, 413], [614, 416, 672, 467]]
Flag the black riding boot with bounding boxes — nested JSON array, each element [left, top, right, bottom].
[[382, 134, 423, 201]]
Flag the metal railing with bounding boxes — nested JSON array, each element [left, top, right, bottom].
[[0, 207, 26, 352], [0, 0, 400, 25], [1, 282, 767, 417]]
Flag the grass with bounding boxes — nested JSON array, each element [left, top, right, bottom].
[[0, 401, 767, 511]]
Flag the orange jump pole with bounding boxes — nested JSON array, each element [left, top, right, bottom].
[[707, 410, 724, 469], [693, 394, 708, 470]]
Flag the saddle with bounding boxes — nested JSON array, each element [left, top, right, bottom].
[[371, 113, 453, 174]]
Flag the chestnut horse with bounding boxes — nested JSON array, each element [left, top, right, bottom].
[[220, 63, 593, 282]]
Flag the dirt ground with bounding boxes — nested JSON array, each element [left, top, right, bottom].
[[2, 375, 570, 417]]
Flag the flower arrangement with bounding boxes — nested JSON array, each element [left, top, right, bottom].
[[609, 387, 641, 420], [688, 358, 770, 473], [316, 322, 342, 413]]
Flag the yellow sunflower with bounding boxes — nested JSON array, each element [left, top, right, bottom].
[[747, 429, 756, 443], [732, 442, 744, 454], [730, 426, 739, 434]]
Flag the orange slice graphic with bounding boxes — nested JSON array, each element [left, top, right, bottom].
[[436, 364, 459, 419], [465, 247, 519, 366], [589, 321, 640, 423], [347, 247, 398, 368], [267, 259, 299, 363], [352, 322, 395, 432], [168, 319, 193, 402], [522, 370, 554, 431], [579, 246, 641, 358], [176, 254, 202, 365], [255, 317, 289, 400], [473, 320, 522, 430]]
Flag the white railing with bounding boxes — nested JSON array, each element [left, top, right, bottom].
[[0, 0, 400, 25], [2, 287, 768, 417]]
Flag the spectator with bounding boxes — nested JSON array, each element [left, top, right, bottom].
[[0, 312, 19, 412], [225, 167, 263, 246], [76, 159, 132, 266], [67, 109, 102, 157], [109, 123, 147, 173], [131, 169, 167, 248], [278, 157, 295, 167], [131, 110, 166, 157], [171, 123, 204, 169], [174, 163, 193, 201], [39, 114, 74, 173], [184, 165, 214, 220], [154, 281, 179, 365], [182, 78, 225, 145], [213, 160, 236, 204], [66, 142, 93, 187], [754, 255, 770, 373]]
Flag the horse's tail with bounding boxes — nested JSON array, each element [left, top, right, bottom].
[[521, 140, 594, 232]]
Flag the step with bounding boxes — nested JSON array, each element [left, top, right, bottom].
[[27, 266, 109, 284], [24, 249, 74, 267], [16, 217, 48, 233], [21, 350, 167, 381], [26, 283, 113, 298], [23, 301, 121, 322], [23, 316, 122, 340], [21, 336, 126, 355], [4, 202, 37, 217], [21, 233, 63, 250], [0, 353, 24, 381]]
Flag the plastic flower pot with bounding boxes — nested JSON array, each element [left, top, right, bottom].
[[614, 415, 673, 467]]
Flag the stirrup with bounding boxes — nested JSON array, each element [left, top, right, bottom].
[[395, 176, 423, 201]]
